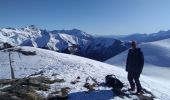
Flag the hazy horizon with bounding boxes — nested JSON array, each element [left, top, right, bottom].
[[1, 25, 169, 36]]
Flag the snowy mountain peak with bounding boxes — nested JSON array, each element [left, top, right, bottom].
[[0, 26, 130, 61], [51, 28, 92, 39], [25, 25, 39, 29], [22, 25, 40, 32]]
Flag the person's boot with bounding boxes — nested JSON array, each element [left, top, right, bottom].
[[135, 90, 143, 95], [135, 88, 143, 95], [128, 87, 135, 91]]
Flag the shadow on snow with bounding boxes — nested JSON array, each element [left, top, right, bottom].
[[69, 90, 116, 100]]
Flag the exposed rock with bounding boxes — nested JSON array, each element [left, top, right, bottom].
[[0, 91, 21, 100], [47, 87, 70, 100], [4, 48, 36, 56], [83, 83, 96, 91], [0, 42, 13, 50], [20, 51, 36, 56], [0, 79, 18, 86], [0, 76, 64, 100], [70, 76, 80, 84]]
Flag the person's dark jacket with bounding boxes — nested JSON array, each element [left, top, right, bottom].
[[126, 48, 144, 74]]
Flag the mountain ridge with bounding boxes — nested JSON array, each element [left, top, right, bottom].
[[109, 30, 170, 42], [0, 25, 129, 61]]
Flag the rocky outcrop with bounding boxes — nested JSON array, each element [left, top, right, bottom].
[[0, 76, 67, 100]]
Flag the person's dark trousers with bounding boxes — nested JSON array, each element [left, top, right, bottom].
[[128, 72, 142, 92]]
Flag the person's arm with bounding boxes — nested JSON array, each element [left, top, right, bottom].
[[139, 50, 144, 73], [126, 50, 130, 72]]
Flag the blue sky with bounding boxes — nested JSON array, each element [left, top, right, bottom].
[[1, 0, 170, 35]]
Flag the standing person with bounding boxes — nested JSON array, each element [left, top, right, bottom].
[[126, 41, 144, 94]]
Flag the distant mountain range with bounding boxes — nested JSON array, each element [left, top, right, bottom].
[[1, 25, 170, 61], [108, 30, 170, 42], [0, 25, 130, 61]]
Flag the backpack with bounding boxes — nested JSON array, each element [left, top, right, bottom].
[[105, 74, 123, 89]]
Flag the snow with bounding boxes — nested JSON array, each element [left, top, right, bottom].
[[0, 26, 42, 45], [0, 26, 130, 62], [105, 38, 170, 99], [0, 27, 92, 52], [69, 90, 113, 100], [0, 33, 8, 43], [59, 33, 77, 45], [105, 38, 170, 79], [0, 46, 169, 99], [0, 46, 126, 99]]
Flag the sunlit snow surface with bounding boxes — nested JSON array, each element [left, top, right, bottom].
[[105, 38, 170, 100], [0, 46, 169, 100]]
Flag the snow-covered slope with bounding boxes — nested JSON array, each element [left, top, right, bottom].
[[105, 38, 170, 80], [0, 46, 170, 99]]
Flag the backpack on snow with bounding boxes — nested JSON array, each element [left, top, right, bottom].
[[105, 74, 123, 89]]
